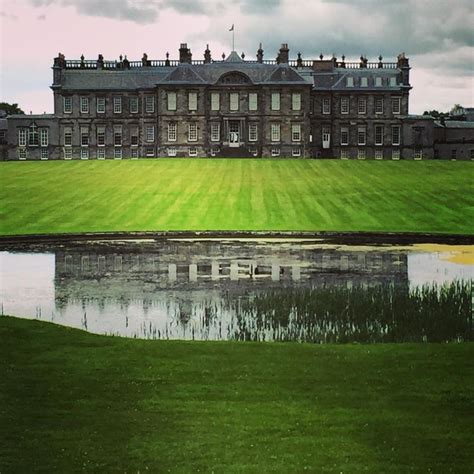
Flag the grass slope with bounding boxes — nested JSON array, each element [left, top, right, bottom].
[[0, 160, 473, 236], [1, 317, 473, 472]]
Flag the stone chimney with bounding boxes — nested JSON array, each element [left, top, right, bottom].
[[52, 53, 66, 85], [97, 54, 104, 69], [397, 52, 410, 85], [179, 43, 192, 63], [256, 43, 264, 63], [278, 43, 289, 64], [204, 44, 211, 64]]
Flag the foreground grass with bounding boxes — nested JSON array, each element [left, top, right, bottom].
[[1, 317, 473, 472], [0, 160, 473, 235]]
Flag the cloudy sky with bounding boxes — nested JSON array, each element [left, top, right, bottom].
[[1, 0, 472, 114]]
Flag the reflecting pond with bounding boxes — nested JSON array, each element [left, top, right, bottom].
[[1, 239, 472, 343]]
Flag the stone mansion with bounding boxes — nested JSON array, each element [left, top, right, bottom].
[[1, 43, 472, 160]]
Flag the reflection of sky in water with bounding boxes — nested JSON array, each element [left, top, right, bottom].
[[1, 244, 472, 341], [0, 252, 55, 318], [407, 251, 474, 287]]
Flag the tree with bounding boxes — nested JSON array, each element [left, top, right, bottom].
[[0, 102, 25, 115]]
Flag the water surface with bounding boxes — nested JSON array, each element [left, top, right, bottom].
[[1, 239, 472, 342]]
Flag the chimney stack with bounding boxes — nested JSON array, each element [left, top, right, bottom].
[[204, 44, 211, 64], [278, 43, 289, 64], [397, 52, 410, 86], [179, 43, 192, 63]]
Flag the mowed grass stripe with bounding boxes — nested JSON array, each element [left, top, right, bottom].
[[0, 160, 472, 235]]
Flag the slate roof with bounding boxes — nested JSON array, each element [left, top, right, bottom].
[[58, 54, 403, 91]]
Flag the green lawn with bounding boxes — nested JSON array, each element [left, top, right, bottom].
[[0, 159, 472, 235], [1, 317, 473, 472]]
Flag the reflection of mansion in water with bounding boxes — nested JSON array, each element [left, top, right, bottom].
[[54, 241, 408, 303]]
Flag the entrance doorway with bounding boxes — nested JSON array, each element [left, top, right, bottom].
[[229, 121, 240, 147]]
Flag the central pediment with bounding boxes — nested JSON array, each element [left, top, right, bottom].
[[217, 71, 252, 85]]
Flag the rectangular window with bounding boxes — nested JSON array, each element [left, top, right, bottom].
[[64, 127, 72, 146], [322, 97, 331, 114], [18, 148, 27, 160], [361, 77, 368, 87], [391, 97, 401, 114], [40, 129, 48, 147], [114, 148, 122, 159], [346, 76, 354, 87], [211, 92, 220, 111], [189, 147, 198, 157], [249, 147, 257, 157], [375, 98, 384, 114], [340, 127, 349, 146], [81, 127, 89, 147], [130, 126, 139, 146], [63, 96, 72, 114], [341, 97, 349, 114], [97, 126, 105, 146], [167, 92, 177, 111], [81, 148, 89, 160], [271, 123, 280, 142], [271, 148, 280, 157], [340, 150, 349, 160], [18, 128, 27, 146], [64, 147, 72, 160], [188, 123, 198, 142], [375, 77, 383, 87], [413, 148, 423, 160], [113, 96, 122, 114], [188, 92, 198, 111], [145, 125, 155, 142], [97, 97, 106, 114], [470, 149, 474, 160], [292, 124, 301, 142], [97, 148, 105, 160], [145, 96, 155, 113], [271, 92, 280, 111], [357, 149, 366, 160], [131, 148, 139, 159], [167, 147, 177, 157], [80, 96, 89, 114], [130, 96, 139, 114], [451, 149, 457, 160], [168, 122, 177, 141], [249, 93, 258, 111], [392, 148, 400, 160], [390, 77, 397, 87], [292, 148, 301, 157], [358, 97, 367, 115], [375, 150, 383, 160], [248, 123, 258, 142], [145, 148, 154, 157], [114, 125, 122, 146], [40, 149, 48, 160], [292, 93, 301, 111], [391, 125, 401, 145], [28, 126, 39, 146], [375, 125, 384, 146], [211, 123, 220, 142], [230, 92, 239, 111]]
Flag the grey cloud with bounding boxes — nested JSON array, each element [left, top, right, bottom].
[[0, 10, 19, 20]]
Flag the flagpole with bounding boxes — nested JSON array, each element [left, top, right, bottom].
[[232, 27, 235, 51]]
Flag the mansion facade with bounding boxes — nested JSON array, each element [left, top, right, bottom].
[[1, 43, 469, 160]]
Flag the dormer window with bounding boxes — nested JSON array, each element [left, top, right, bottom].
[[346, 76, 354, 87], [375, 77, 383, 87], [361, 77, 368, 87]]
